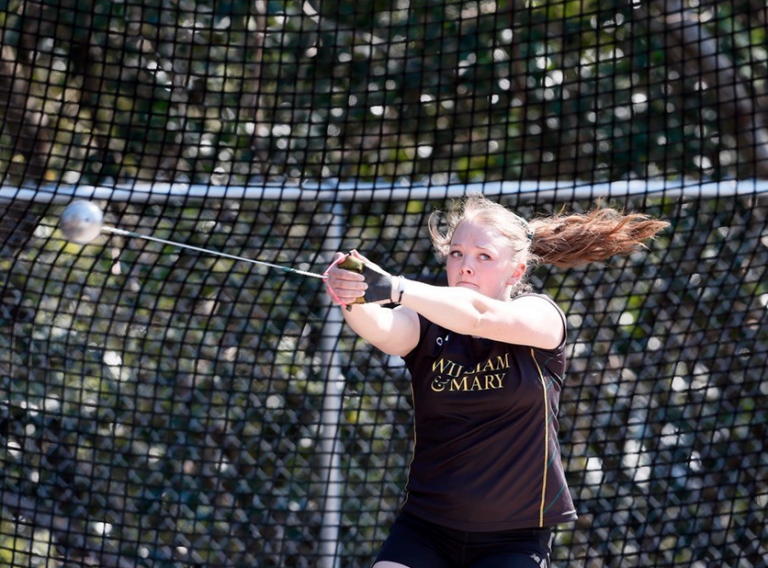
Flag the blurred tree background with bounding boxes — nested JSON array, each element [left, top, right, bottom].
[[0, 0, 767, 566], [1, 0, 767, 188]]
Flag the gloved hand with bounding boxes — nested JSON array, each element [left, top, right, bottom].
[[324, 251, 404, 308]]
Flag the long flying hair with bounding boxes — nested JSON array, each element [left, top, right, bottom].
[[429, 194, 669, 272]]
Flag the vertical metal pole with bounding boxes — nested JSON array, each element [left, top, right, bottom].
[[317, 202, 345, 568]]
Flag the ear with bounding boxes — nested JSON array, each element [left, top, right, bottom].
[[508, 262, 526, 285]]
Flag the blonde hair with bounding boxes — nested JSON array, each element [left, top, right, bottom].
[[428, 194, 669, 274]]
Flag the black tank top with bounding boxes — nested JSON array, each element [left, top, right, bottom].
[[400, 294, 578, 531]]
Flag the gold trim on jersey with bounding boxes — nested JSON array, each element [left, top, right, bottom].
[[531, 347, 549, 528]]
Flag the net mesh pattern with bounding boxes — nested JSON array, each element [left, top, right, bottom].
[[1, 1, 768, 567]]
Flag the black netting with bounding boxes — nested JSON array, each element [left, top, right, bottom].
[[1, 1, 768, 567]]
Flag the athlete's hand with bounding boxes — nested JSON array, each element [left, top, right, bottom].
[[324, 251, 367, 306], [325, 250, 402, 307]]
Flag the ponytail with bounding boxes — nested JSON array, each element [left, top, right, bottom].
[[528, 206, 669, 269]]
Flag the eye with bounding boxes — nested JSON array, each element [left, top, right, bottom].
[[449, 250, 462, 258]]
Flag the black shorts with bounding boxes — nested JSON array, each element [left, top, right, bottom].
[[375, 512, 553, 568]]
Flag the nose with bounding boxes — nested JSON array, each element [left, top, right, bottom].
[[460, 259, 474, 275]]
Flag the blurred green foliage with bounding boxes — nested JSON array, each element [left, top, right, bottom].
[[1, 0, 767, 186]]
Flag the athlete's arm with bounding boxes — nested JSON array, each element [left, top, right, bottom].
[[342, 303, 420, 357], [397, 280, 563, 349], [324, 252, 420, 357], [325, 252, 563, 352]]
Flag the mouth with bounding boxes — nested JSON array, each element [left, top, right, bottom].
[[456, 281, 478, 289]]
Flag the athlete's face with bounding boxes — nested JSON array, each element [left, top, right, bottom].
[[446, 220, 526, 300]]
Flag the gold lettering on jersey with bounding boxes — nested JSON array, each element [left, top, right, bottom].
[[450, 376, 468, 391], [431, 358, 465, 378], [430, 354, 510, 393], [470, 354, 510, 374]]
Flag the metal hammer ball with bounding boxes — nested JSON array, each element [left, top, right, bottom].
[[59, 200, 104, 244]]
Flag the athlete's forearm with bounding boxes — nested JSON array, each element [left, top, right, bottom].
[[339, 277, 484, 343], [341, 302, 393, 342], [396, 278, 564, 348], [397, 279, 491, 335], [341, 301, 419, 356]]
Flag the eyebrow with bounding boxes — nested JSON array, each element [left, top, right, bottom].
[[450, 242, 497, 252]]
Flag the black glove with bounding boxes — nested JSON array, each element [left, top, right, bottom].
[[338, 254, 403, 305]]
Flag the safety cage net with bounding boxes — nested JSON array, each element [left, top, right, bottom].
[[1, 1, 767, 567]]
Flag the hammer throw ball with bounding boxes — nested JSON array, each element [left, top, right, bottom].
[[59, 200, 105, 244]]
